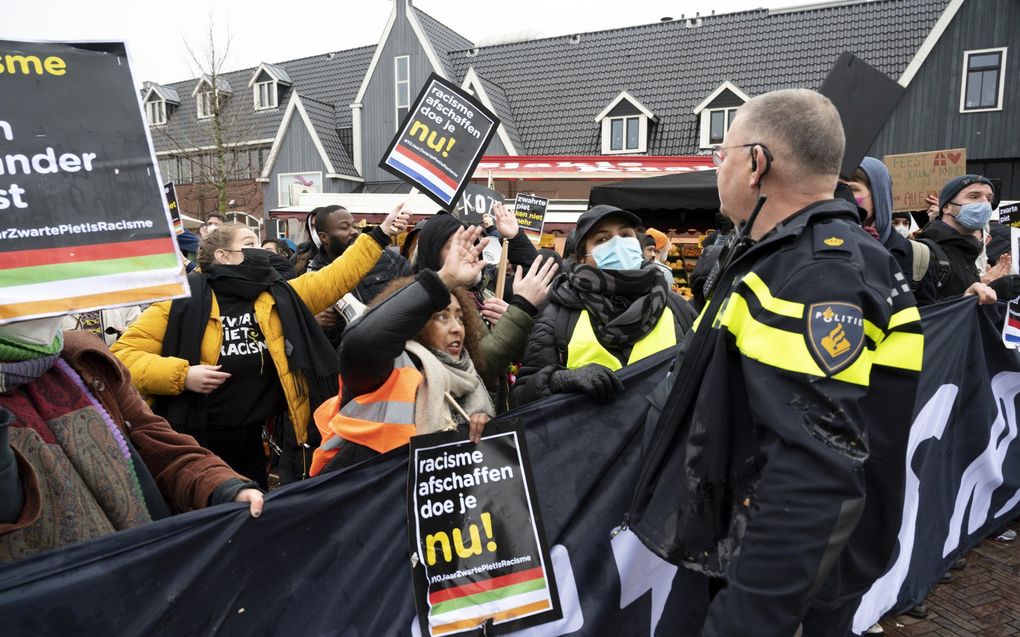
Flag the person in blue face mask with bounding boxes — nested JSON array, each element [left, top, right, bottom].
[[916, 174, 1002, 300], [510, 205, 697, 407]]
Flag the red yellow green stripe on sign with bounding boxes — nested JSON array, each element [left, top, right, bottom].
[[0, 239, 179, 286], [428, 566, 552, 635], [0, 281, 186, 322]]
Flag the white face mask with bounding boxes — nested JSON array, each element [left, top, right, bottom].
[[0, 316, 64, 346], [895, 225, 911, 238]]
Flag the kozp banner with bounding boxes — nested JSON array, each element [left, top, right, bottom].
[[0, 40, 187, 324], [408, 427, 560, 636], [381, 74, 499, 210], [453, 183, 503, 226]]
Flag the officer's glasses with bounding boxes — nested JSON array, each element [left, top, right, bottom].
[[711, 143, 764, 167]]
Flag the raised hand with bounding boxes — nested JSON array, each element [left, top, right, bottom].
[[381, 202, 412, 237], [492, 202, 519, 239], [437, 225, 488, 289], [512, 255, 559, 307]]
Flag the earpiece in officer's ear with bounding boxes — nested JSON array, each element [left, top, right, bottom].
[[751, 144, 773, 177]]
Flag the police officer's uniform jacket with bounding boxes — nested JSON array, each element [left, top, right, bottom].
[[629, 199, 923, 636]]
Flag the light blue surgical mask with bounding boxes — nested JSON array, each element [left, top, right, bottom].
[[953, 201, 993, 231], [591, 235, 643, 270]]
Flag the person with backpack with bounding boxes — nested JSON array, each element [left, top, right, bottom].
[[510, 205, 697, 407], [844, 157, 948, 306]]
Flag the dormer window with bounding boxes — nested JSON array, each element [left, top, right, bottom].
[[249, 63, 291, 112], [141, 84, 179, 127], [693, 81, 750, 149], [595, 91, 657, 155], [146, 96, 167, 126], [197, 90, 215, 119], [192, 75, 233, 120]]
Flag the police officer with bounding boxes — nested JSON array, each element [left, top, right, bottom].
[[629, 89, 923, 636]]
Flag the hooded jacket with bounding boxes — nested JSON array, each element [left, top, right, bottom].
[[859, 157, 940, 306]]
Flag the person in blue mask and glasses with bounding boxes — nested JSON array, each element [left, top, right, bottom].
[[510, 205, 696, 407], [917, 174, 1002, 301]]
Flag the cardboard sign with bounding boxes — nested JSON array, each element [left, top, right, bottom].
[[381, 74, 499, 210], [163, 182, 184, 235], [818, 52, 906, 180], [513, 194, 548, 246], [453, 184, 503, 225], [884, 148, 968, 212], [0, 40, 187, 325], [408, 427, 560, 636]]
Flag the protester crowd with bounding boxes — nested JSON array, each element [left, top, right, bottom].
[[3, 86, 1019, 636]]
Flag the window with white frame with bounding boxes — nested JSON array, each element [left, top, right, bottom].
[[608, 116, 641, 152], [395, 55, 410, 129], [961, 48, 1007, 112], [254, 79, 277, 110], [707, 108, 739, 145], [197, 90, 215, 119], [145, 98, 166, 126]]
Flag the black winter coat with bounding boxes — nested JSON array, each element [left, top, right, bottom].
[[510, 266, 696, 407], [917, 219, 981, 299]]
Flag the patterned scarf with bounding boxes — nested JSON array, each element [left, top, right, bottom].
[[563, 264, 669, 347]]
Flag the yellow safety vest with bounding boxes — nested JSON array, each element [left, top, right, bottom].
[[566, 307, 677, 371]]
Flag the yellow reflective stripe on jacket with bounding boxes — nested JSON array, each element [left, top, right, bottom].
[[872, 331, 923, 372], [889, 306, 922, 330], [740, 271, 805, 319], [566, 307, 678, 371], [718, 292, 827, 377]]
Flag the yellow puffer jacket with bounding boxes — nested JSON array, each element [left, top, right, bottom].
[[111, 233, 384, 444]]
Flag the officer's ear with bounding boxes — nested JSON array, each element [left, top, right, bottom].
[[749, 144, 773, 186]]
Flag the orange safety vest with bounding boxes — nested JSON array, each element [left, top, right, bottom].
[[309, 352, 423, 477]]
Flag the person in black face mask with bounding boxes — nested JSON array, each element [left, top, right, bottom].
[[111, 215, 407, 487]]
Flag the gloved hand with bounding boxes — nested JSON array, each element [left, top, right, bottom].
[[550, 364, 624, 404]]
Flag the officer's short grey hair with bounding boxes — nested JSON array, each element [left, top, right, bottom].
[[736, 89, 845, 179]]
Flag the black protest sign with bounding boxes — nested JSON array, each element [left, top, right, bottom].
[[0, 40, 186, 323], [819, 52, 905, 180], [513, 194, 548, 246], [453, 184, 503, 225], [408, 426, 560, 636], [999, 202, 1019, 227], [164, 182, 184, 235], [381, 74, 499, 210]]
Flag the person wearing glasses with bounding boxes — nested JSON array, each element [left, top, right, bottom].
[[628, 89, 924, 636]]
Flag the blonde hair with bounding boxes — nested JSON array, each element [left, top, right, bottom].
[[197, 222, 251, 269]]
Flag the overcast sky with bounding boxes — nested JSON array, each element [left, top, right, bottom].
[[5, 0, 829, 85]]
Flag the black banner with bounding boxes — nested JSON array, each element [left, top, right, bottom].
[[380, 74, 498, 211], [512, 194, 548, 246], [408, 427, 559, 636], [453, 184, 503, 226], [163, 182, 183, 235], [2, 302, 1020, 635]]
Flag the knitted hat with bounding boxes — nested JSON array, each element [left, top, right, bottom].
[[939, 174, 994, 212], [645, 228, 669, 251]]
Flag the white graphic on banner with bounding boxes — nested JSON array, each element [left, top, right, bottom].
[[611, 528, 678, 637], [852, 384, 957, 634], [942, 371, 1020, 556]]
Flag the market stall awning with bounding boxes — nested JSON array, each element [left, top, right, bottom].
[[475, 155, 715, 180], [588, 170, 720, 212]]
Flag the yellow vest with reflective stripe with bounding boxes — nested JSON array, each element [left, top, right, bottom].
[[566, 307, 677, 371]]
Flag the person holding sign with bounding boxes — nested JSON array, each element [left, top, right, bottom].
[[511, 205, 697, 408], [310, 225, 556, 474], [112, 207, 410, 487]]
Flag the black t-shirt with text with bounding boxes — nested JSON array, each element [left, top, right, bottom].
[[205, 293, 287, 428]]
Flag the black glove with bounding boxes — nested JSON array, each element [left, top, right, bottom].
[[0, 407, 25, 524], [550, 364, 624, 404]]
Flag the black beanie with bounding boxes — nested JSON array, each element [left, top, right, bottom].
[[414, 213, 465, 273]]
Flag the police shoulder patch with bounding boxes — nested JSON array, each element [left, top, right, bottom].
[[814, 224, 852, 256], [806, 302, 865, 374]]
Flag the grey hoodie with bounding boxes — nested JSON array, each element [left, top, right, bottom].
[[859, 156, 894, 244]]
